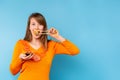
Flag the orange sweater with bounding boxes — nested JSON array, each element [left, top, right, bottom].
[[10, 40, 80, 80]]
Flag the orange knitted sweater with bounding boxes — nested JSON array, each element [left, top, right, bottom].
[[10, 40, 80, 80]]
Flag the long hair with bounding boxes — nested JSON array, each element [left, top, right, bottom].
[[24, 12, 48, 50]]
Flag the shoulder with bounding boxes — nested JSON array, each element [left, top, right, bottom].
[[47, 40, 59, 47], [16, 39, 25, 43], [47, 40, 58, 45], [47, 39, 68, 45], [15, 39, 27, 46]]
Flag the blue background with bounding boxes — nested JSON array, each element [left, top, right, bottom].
[[0, 0, 120, 80]]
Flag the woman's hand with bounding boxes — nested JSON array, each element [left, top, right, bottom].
[[19, 52, 40, 61], [48, 27, 66, 42], [19, 52, 33, 60], [31, 54, 40, 61], [48, 27, 59, 38]]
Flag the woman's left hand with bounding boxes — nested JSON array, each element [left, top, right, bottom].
[[48, 27, 66, 42], [32, 54, 40, 61], [48, 27, 59, 38]]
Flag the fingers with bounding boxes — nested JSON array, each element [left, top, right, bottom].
[[19, 52, 33, 60], [19, 52, 40, 61], [32, 54, 40, 61], [48, 27, 59, 37], [49, 27, 58, 34], [33, 27, 59, 36], [19, 53, 26, 59]]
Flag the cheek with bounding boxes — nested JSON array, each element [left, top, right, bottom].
[[29, 25, 34, 31], [39, 25, 44, 30], [29, 27, 34, 35]]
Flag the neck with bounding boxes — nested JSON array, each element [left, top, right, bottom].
[[30, 38, 42, 46]]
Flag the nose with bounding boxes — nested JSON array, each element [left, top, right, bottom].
[[36, 25, 39, 29]]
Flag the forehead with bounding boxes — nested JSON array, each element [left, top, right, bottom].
[[30, 18, 37, 23]]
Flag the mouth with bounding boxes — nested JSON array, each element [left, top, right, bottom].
[[33, 29, 41, 36]]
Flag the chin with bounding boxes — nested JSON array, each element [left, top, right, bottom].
[[32, 35, 40, 39], [35, 36, 40, 39]]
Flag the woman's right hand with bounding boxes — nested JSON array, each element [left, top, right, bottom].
[[19, 52, 40, 61], [19, 52, 33, 60]]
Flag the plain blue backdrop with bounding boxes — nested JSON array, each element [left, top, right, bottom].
[[0, 0, 120, 80]]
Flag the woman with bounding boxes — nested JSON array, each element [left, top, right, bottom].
[[10, 12, 80, 80]]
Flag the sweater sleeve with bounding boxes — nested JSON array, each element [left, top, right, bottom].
[[54, 40, 80, 55], [10, 40, 24, 75]]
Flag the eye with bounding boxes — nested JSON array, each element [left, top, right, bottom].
[[32, 23, 35, 26]]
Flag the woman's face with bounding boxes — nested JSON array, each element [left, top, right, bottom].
[[29, 18, 44, 39]]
